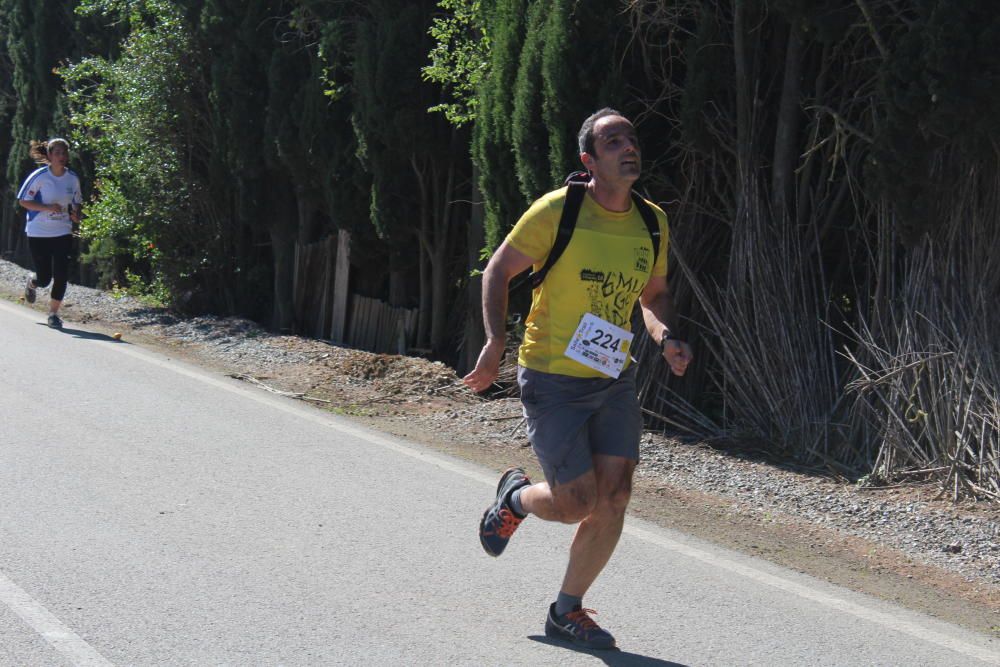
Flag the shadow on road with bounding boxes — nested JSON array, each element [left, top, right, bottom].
[[528, 635, 689, 666], [38, 323, 124, 343]]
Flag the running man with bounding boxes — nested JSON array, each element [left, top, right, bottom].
[[463, 108, 692, 649]]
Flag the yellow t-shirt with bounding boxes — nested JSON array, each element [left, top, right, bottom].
[[506, 186, 669, 378]]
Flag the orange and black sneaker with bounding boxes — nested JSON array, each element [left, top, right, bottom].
[[478, 467, 530, 557], [544, 603, 616, 650]]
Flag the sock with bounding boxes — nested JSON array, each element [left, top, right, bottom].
[[555, 591, 583, 617], [509, 486, 527, 518]]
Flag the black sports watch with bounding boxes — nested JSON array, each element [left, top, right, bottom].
[[660, 329, 683, 350]]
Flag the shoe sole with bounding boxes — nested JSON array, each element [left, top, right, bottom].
[[478, 508, 500, 557], [495, 466, 525, 495], [544, 620, 616, 650]]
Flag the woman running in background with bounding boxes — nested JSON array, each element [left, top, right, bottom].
[[17, 138, 82, 329]]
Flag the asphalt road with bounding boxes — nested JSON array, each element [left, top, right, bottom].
[[1, 299, 998, 667]]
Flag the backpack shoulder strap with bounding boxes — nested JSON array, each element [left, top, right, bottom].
[[527, 175, 588, 289], [630, 191, 661, 269]]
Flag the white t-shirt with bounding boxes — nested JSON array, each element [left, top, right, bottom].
[[17, 166, 82, 238]]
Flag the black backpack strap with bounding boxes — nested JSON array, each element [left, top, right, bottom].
[[527, 174, 589, 289], [631, 192, 661, 269]]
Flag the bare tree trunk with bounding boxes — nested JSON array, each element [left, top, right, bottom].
[[461, 160, 485, 375], [388, 262, 407, 307], [430, 154, 456, 354], [417, 229, 430, 348], [270, 226, 296, 332], [733, 0, 753, 188], [796, 42, 830, 228], [413, 156, 432, 349], [771, 22, 805, 222], [268, 181, 298, 332], [1, 202, 13, 258], [330, 229, 350, 343]]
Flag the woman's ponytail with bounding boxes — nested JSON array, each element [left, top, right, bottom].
[[28, 138, 70, 164]]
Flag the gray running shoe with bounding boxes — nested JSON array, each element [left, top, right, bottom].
[[46, 313, 62, 329], [544, 603, 616, 650], [479, 467, 530, 557], [24, 275, 36, 303]]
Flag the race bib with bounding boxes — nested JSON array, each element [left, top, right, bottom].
[[564, 312, 634, 378]]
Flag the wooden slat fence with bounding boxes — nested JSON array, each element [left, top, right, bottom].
[[292, 235, 336, 338], [344, 295, 418, 355], [292, 234, 417, 354]]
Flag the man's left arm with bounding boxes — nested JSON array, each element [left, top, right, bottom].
[[639, 273, 693, 377]]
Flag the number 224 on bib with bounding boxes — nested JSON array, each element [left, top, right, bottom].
[[564, 312, 634, 378]]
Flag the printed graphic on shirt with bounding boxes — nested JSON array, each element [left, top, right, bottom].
[[585, 270, 646, 328], [634, 246, 650, 273]]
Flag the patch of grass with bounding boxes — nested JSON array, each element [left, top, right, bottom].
[[330, 404, 375, 417]]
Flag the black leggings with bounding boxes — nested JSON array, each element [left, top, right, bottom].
[[28, 235, 73, 301]]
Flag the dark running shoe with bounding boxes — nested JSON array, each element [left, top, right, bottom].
[[545, 603, 616, 650], [47, 314, 63, 329], [24, 275, 36, 303], [479, 466, 530, 557]]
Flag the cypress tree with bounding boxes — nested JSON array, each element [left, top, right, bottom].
[[0, 5, 16, 253], [472, 0, 527, 250], [475, 0, 628, 248], [352, 0, 468, 353], [198, 0, 304, 326], [539, 0, 626, 185], [2, 0, 80, 259], [5, 0, 60, 190], [509, 0, 549, 203]]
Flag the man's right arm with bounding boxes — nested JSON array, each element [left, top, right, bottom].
[[462, 241, 536, 393]]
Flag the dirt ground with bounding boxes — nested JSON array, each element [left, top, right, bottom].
[[6, 286, 1000, 638]]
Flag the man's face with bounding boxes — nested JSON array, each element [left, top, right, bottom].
[[584, 115, 641, 185]]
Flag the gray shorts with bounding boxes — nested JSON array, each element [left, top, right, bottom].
[[517, 365, 642, 486]]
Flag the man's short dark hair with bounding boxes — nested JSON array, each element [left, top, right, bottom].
[[578, 107, 625, 155]]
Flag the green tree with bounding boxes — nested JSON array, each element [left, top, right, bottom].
[[5, 0, 62, 188], [472, 0, 527, 250], [1, 1, 88, 259], [352, 0, 469, 353], [423, 0, 489, 127], [0, 6, 17, 254], [199, 0, 302, 326], [64, 0, 239, 308], [474, 0, 628, 249]]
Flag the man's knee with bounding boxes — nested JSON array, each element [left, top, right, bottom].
[[550, 477, 598, 523], [597, 482, 632, 516], [594, 458, 635, 516]]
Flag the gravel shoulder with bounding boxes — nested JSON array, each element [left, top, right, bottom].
[[3, 259, 998, 637]]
